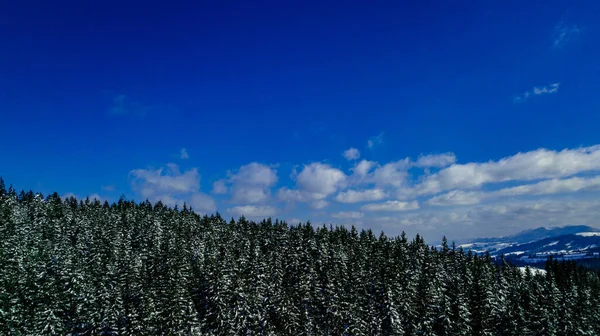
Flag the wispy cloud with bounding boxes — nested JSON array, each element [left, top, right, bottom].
[[514, 82, 560, 102], [553, 21, 580, 48], [62, 192, 105, 202], [180, 148, 189, 160], [361, 200, 419, 212], [331, 211, 364, 219], [129, 163, 216, 213], [101, 185, 115, 192], [108, 94, 149, 116], [335, 188, 387, 203], [227, 205, 277, 218], [211, 180, 228, 194], [367, 132, 384, 149], [108, 94, 176, 117], [426, 175, 600, 207]]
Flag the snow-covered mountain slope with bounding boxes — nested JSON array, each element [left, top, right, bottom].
[[452, 225, 600, 254], [494, 234, 600, 256], [449, 226, 600, 265]]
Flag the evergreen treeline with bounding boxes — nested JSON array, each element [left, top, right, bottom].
[[1, 181, 600, 335]]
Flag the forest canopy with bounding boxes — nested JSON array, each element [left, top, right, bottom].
[[1, 180, 599, 335]]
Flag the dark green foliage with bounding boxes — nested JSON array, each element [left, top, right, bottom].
[[1, 183, 599, 335]]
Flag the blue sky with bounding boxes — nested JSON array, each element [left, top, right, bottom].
[[2, 0, 600, 241]]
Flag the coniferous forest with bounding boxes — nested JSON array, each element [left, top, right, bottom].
[[2, 181, 600, 335]]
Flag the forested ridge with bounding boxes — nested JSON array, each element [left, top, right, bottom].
[[1, 180, 600, 335]]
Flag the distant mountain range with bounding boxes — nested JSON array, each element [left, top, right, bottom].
[[451, 225, 600, 265]]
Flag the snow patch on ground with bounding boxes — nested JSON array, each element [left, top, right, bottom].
[[505, 251, 525, 256], [544, 241, 559, 247], [576, 232, 600, 237]]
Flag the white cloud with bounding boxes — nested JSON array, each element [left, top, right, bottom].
[[367, 132, 384, 149], [334, 188, 387, 203], [496, 175, 600, 196], [190, 193, 217, 213], [229, 162, 278, 186], [180, 148, 189, 160], [295, 162, 347, 198], [227, 205, 277, 218], [227, 162, 278, 204], [130, 163, 200, 197], [553, 21, 580, 48], [415, 153, 456, 168], [343, 148, 360, 161], [361, 200, 419, 212], [331, 211, 364, 219], [370, 159, 410, 187], [276, 188, 306, 202], [310, 200, 329, 209], [129, 163, 216, 214], [426, 175, 600, 206], [351, 160, 377, 179], [232, 187, 271, 204], [211, 180, 228, 194], [533, 83, 560, 95], [514, 83, 560, 102], [360, 198, 600, 242], [426, 190, 485, 206], [399, 145, 600, 198]]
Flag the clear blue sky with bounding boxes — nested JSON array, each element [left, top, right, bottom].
[[2, 0, 600, 240]]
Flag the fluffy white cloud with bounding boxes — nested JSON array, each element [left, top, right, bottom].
[[211, 180, 228, 194], [361, 200, 419, 212], [415, 153, 456, 168], [351, 160, 377, 179], [331, 211, 364, 219], [229, 162, 278, 186], [295, 162, 347, 198], [180, 148, 189, 159], [227, 205, 277, 217], [400, 145, 600, 198], [130, 163, 200, 197], [370, 159, 410, 187], [343, 148, 360, 160], [227, 162, 278, 204], [334, 188, 387, 203], [233, 187, 271, 204]]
